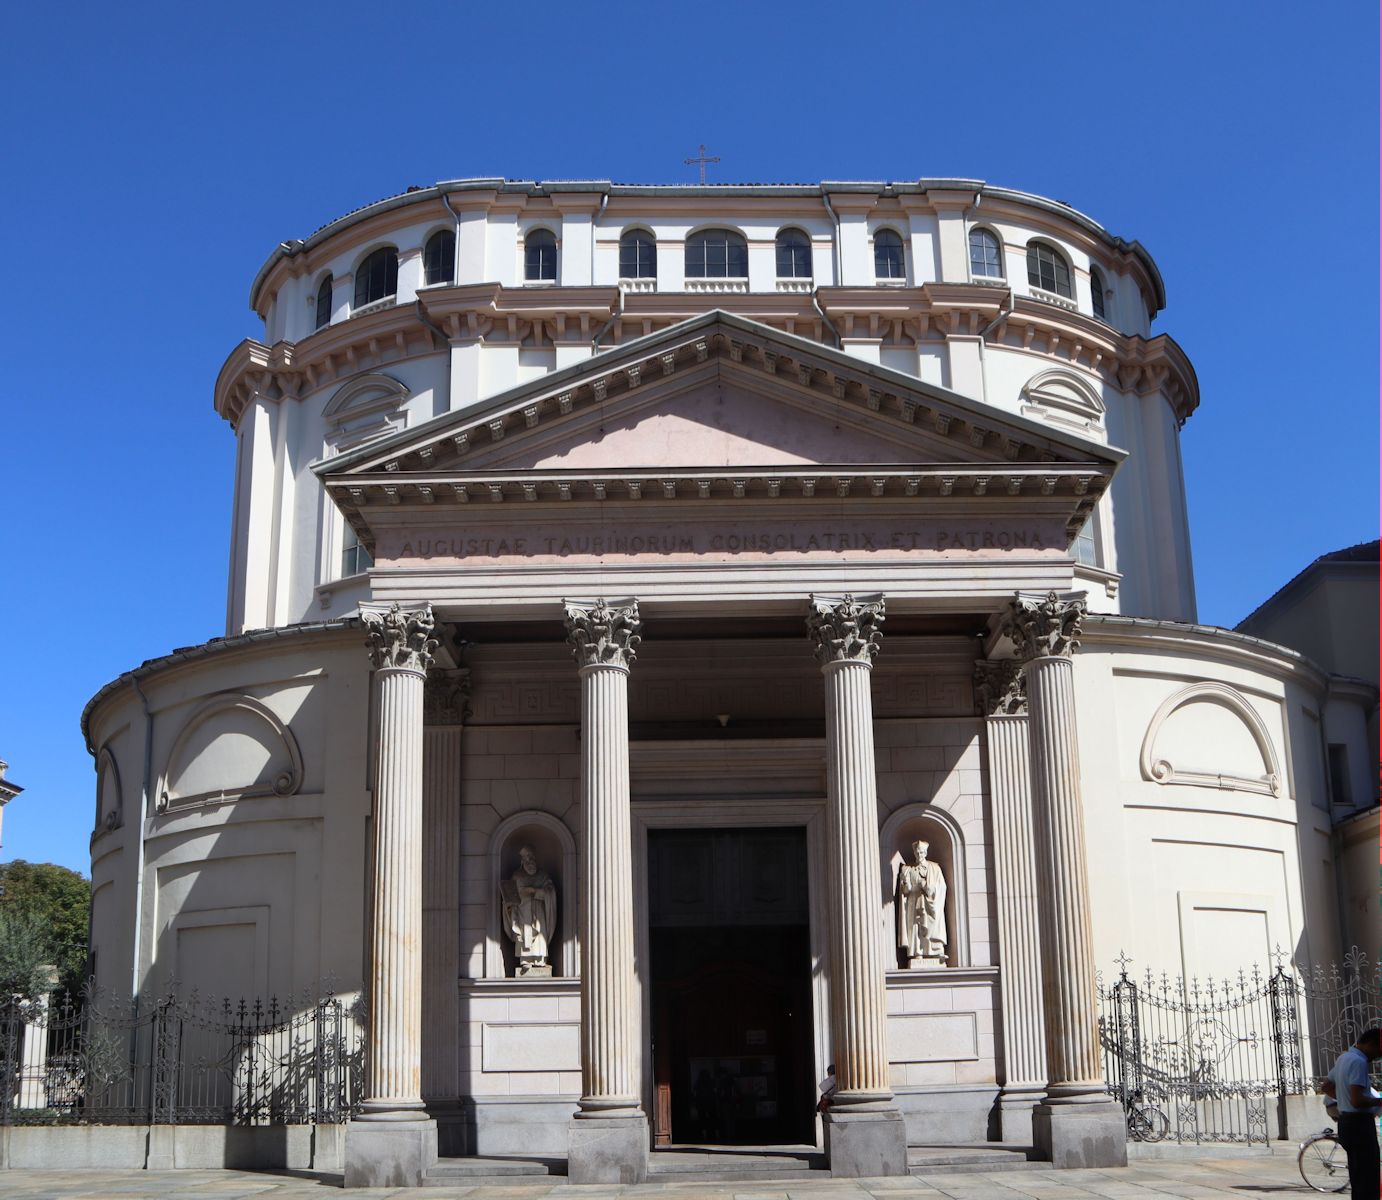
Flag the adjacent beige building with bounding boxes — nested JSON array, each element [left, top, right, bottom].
[[81, 179, 1378, 1186]]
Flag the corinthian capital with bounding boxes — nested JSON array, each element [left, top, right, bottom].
[[363, 602, 439, 672], [1000, 591, 1086, 662], [424, 669, 471, 725], [974, 659, 1026, 716], [564, 598, 642, 669], [806, 593, 885, 666]]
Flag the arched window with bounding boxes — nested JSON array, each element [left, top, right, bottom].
[[525, 229, 557, 281], [775, 228, 812, 278], [354, 247, 398, 309], [314, 274, 333, 330], [685, 228, 747, 278], [619, 230, 657, 279], [424, 230, 455, 286], [968, 228, 1003, 279], [874, 229, 905, 280], [1026, 242, 1072, 299], [1089, 265, 1108, 320]]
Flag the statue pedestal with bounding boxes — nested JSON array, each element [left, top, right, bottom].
[[517, 963, 553, 978], [906, 956, 946, 970]]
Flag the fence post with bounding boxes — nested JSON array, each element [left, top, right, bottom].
[[1269, 965, 1304, 1139]]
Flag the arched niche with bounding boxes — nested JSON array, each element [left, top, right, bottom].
[[95, 745, 123, 832], [322, 372, 409, 452], [485, 810, 577, 979], [879, 803, 970, 968], [1139, 682, 1282, 797], [159, 694, 303, 811]]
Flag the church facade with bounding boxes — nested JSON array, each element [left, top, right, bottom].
[[81, 179, 1376, 1185]]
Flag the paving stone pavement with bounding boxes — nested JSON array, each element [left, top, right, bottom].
[[0, 1149, 1320, 1200]]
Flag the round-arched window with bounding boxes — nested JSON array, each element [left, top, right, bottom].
[[685, 229, 747, 278], [775, 228, 812, 279], [968, 228, 1003, 279], [619, 230, 657, 279], [525, 229, 557, 281], [874, 229, 905, 280], [1089, 265, 1108, 320], [314, 274, 333, 330], [1026, 242, 1072, 299], [424, 230, 456, 286], [354, 247, 399, 309]]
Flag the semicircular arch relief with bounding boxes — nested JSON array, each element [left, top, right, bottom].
[[95, 745, 124, 833], [1139, 682, 1282, 797], [1020, 367, 1106, 434], [322, 372, 410, 452], [158, 694, 303, 812]]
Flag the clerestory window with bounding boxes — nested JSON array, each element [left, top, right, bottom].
[[1090, 265, 1108, 321], [341, 524, 374, 578], [874, 229, 905, 280], [1027, 242, 1072, 299], [775, 228, 813, 278], [424, 230, 456, 286], [525, 229, 557, 281], [685, 228, 747, 278], [315, 274, 333, 330], [619, 230, 657, 279], [969, 227, 1003, 279], [354, 247, 399, 309]]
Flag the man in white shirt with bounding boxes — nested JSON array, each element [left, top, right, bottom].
[[1324, 1028, 1381, 1200]]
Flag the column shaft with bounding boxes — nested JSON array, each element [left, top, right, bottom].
[[1025, 654, 1102, 1095], [822, 659, 892, 1103], [366, 664, 426, 1110], [421, 722, 463, 1108], [577, 663, 640, 1112]]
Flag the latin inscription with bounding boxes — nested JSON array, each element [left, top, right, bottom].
[[390, 527, 1051, 561]]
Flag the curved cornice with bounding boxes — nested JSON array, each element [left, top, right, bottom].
[[248, 177, 1167, 315], [214, 284, 1199, 429]]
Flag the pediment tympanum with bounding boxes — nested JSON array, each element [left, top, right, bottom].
[[317, 311, 1123, 588]]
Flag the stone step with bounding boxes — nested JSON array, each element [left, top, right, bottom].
[[424, 1155, 566, 1187], [648, 1145, 829, 1182], [908, 1143, 1046, 1175]]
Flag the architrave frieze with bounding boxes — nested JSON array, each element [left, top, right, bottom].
[[216, 287, 1197, 430]]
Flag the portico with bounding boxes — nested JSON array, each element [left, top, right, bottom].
[[326, 311, 1127, 1184]]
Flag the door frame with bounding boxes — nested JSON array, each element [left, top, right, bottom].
[[631, 742, 830, 1149]]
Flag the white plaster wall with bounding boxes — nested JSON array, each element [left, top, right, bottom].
[[85, 630, 372, 1002], [1074, 622, 1340, 984]]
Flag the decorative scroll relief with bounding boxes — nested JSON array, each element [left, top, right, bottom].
[[363, 602, 438, 672], [159, 695, 303, 811], [807, 593, 885, 665], [564, 598, 641, 669], [95, 746, 123, 832], [1139, 682, 1282, 798]]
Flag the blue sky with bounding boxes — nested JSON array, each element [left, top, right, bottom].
[[1, 2, 1376, 874]]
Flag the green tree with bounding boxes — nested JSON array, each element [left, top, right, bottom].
[[0, 861, 90, 998]]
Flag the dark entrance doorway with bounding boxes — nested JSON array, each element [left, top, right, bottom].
[[648, 827, 815, 1146]]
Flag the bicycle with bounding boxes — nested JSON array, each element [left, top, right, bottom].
[[1123, 1089, 1169, 1143], [1298, 1127, 1348, 1193]]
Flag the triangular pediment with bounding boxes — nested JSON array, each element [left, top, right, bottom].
[[320, 311, 1124, 481]]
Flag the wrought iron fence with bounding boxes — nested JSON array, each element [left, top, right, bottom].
[[1098, 948, 1382, 1145], [0, 983, 366, 1126]]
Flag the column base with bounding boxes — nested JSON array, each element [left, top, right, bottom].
[[1033, 1100, 1126, 1169], [567, 1115, 648, 1184], [825, 1108, 908, 1178], [999, 1086, 1045, 1145], [344, 1115, 438, 1188]]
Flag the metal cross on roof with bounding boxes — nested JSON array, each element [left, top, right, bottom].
[[684, 143, 720, 184]]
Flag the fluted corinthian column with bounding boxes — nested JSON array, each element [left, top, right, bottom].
[[345, 603, 439, 1188], [999, 592, 1125, 1168], [975, 660, 1047, 1144], [807, 594, 907, 1178], [564, 598, 648, 1185]]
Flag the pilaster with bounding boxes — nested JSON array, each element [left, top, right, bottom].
[[564, 598, 648, 1184], [999, 593, 1125, 1169], [807, 594, 908, 1178], [345, 603, 439, 1188], [975, 660, 1047, 1144], [422, 668, 470, 1156]]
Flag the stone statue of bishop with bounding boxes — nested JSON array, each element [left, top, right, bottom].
[[501, 845, 558, 977], [896, 838, 948, 968]]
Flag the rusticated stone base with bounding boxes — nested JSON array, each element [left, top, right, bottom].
[[825, 1108, 909, 1177], [1033, 1101, 1126, 1169], [567, 1115, 648, 1184], [344, 1117, 437, 1188]]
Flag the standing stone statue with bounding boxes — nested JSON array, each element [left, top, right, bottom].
[[501, 845, 558, 976], [896, 839, 948, 968]]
